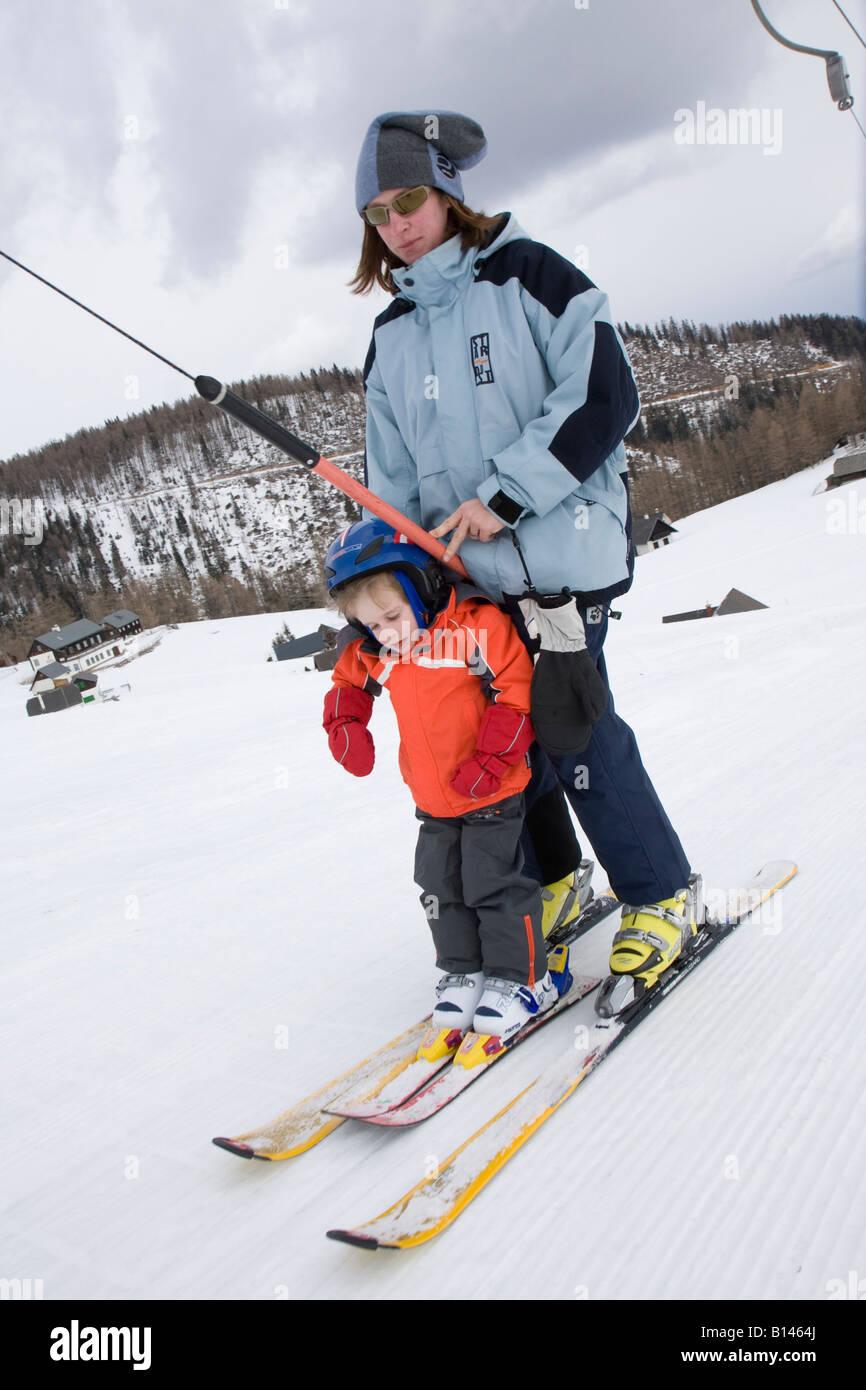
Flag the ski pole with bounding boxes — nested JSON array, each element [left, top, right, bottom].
[[0, 248, 469, 578]]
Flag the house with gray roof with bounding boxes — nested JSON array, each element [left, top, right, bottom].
[[28, 610, 141, 675], [662, 588, 768, 624], [826, 448, 866, 490], [30, 660, 71, 693], [102, 610, 142, 637], [634, 512, 678, 555]]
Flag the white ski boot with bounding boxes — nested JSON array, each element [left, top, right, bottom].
[[431, 971, 485, 1032], [472, 970, 559, 1043]]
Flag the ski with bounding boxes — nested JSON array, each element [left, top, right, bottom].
[[212, 1018, 432, 1160], [212, 883, 619, 1160], [325, 968, 600, 1126], [325, 860, 797, 1249], [325, 890, 619, 1123]]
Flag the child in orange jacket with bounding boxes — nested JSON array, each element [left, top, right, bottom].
[[323, 519, 562, 1043]]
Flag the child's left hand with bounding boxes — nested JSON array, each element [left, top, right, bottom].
[[450, 750, 509, 799], [449, 704, 534, 799]]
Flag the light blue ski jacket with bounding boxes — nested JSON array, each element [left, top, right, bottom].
[[362, 213, 641, 604]]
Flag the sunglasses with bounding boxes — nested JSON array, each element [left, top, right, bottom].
[[362, 186, 430, 226]]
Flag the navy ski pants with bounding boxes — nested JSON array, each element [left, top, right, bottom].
[[513, 601, 691, 908]]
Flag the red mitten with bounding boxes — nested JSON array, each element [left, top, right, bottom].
[[450, 752, 508, 799], [450, 705, 534, 800], [323, 685, 375, 777]]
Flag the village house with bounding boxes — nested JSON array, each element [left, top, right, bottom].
[[826, 447, 866, 490], [633, 512, 678, 555], [28, 610, 142, 676]]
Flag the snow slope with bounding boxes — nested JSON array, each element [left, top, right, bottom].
[[1, 458, 864, 1301]]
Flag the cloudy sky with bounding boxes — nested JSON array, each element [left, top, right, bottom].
[[1, 0, 863, 461]]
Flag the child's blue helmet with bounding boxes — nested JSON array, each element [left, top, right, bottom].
[[324, 518, 448, 631]]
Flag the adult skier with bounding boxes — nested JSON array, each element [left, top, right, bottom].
[[350, 110, 698, 997]]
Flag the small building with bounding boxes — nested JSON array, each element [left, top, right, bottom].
[[101, 609, 143, 639], [715, 588, 768, 616], [313, 648, 339, 672], [826, 449, 866, 490], [634, 512, 678, 555], [274, 624, 339, 665], [274, 632, 329, 662], [30, 660, 72, 694], [662, 588, 768, 623], [72, 672, 99, 704], [26, 662, 98, 714], [662, 605, 716, 625], [26, 683, 84, 717]]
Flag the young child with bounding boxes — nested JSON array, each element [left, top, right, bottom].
[[322, 518, 563, 1045]]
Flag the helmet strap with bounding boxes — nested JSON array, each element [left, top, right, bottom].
[[393, 572, 430, 632]]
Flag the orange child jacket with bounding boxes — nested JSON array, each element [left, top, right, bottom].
[[330, 588, 535, 818]]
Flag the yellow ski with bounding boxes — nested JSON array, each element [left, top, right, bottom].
[[212, 1018, 431, 1160], [326, 860, 797, 1248]]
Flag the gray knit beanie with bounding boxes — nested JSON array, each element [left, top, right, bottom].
[[355, 110, 487, 213]]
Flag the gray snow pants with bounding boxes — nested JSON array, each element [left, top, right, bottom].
[[413, 793, 546, 985]]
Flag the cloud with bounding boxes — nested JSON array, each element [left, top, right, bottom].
[[0, 0, 119, 233], [3, 0, 858, 460], [791, 203, 866, 280], [1, 0, 769, 282]]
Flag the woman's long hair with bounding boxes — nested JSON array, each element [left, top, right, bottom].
[[349, 194, 503, 296]]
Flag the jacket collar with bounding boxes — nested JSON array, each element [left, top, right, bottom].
[[391, 212, 518, 310], [391, 234, 474, 309]]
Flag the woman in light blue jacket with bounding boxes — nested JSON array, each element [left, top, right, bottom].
[[351, 111, 697, 1008]]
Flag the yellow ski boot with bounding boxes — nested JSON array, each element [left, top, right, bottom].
[[597, 874, 704, 1017], [541, 859, 594, 941]]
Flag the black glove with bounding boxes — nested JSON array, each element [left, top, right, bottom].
[[519, 596, 608, 757], [530, 647, 608, 756]]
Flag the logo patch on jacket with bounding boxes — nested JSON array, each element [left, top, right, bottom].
[[470, 332, 494, 385]]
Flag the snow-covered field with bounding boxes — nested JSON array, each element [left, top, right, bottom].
[[2, 457, 865, 1302]]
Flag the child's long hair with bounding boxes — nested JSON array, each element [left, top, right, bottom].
[[348, 195, 502, 297]]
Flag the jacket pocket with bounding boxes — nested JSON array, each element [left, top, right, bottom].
[[417, 446, 459, 524]]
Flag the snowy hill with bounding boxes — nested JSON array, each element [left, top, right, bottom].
[[2, 456, 865, 1302], [3, 320, 860, 652]]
